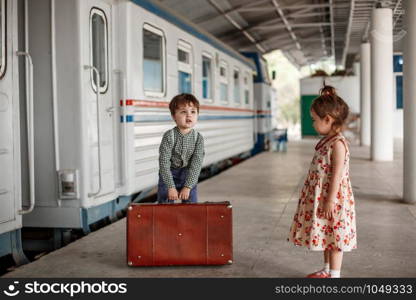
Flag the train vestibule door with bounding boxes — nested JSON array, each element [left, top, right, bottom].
[[0, 0, 20, 228], [84, 1, 116, 199]]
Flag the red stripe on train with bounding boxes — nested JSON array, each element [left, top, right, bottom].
[[120, 99, 255, 113], [119, 100, 134, 106]]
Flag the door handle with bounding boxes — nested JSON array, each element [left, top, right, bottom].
[[16, 51, 35, 215]]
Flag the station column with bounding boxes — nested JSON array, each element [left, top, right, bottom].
[[403, 0, 416, 203], [370, 7, 394, 161], [360, 43, 371, 146]]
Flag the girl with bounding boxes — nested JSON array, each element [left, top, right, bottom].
[[288, 85, 357, 278]]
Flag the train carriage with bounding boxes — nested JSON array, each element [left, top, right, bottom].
[[19, 0, 257, 238], [0, 0, 30, 265], [242, 52, 275, 154], [1, 0, 273, 263]]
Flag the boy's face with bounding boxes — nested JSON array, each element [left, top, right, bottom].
[[172, 103, 198, 130]]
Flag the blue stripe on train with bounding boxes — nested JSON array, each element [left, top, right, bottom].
[[120, 115, 134, 123], [120, 115, 272, 122]]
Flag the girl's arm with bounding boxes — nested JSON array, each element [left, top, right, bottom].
[[322, 140, 346, 219]]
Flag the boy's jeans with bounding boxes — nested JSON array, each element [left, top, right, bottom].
[[157, 167, 198, 203]]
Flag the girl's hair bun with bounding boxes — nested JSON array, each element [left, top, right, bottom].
[[320, 85, 336, 97], [312, 82, 349, 133]]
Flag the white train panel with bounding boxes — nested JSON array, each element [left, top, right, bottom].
[[0, 0, 21, 235], [21, 0, 257, 230]]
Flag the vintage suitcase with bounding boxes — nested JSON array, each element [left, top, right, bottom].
[[126, 202, 233, 266]]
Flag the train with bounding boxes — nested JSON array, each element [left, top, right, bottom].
[[0, 0, 277, 266]]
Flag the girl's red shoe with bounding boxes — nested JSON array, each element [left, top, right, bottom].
[[306, 271, 330, 278]]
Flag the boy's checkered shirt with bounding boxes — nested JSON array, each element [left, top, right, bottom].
[[159, 127, 205, 189]]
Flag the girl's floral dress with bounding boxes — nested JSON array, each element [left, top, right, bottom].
[[288, 134, 357, 252]]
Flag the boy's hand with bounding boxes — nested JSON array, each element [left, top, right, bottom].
[[168, 188, 179, 201], [179, 187, 191, 200]]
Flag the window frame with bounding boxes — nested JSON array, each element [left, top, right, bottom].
[[177, 40, 193, 94], [233, 67, 241, 106], [89, 7, 109, 94], [393, 52, 403, 109], [142, 23, 167, 98], [244, 71, 251, 106], [396, 75, 403, 109], [219, 60, 229, 104], [201, 52, 214, 102]]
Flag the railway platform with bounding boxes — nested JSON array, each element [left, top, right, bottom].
[[2, 139, 415, 278]]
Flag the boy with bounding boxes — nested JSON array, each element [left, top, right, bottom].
[[157, 94, 205, 203]]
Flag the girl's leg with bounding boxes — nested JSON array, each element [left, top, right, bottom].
[[306, 250, 330, 277], [329, 250, 344, 278], [323, 250, 330, 273], [324, 250, 330, 264], [329, 250, 343, 270]]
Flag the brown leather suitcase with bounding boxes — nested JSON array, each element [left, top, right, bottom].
[[126, 202, 233, 266]]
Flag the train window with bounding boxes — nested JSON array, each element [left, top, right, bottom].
[[219, 60, 228, 103], [244, 72, 250, 105], [143, 24, 165, 96], [90, 8, 108, 92], [220, 66, 226, 77], [202, 54, 213, 101], [233, 68, 240, 104], [177, 40, 192, 93], [178, 49, 189, 64]]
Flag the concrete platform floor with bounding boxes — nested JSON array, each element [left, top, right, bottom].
[[3, 139, 416, 278]]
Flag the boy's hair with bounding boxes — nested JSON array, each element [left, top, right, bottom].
[[169, 93, 200, 115], [311, 85, 350, 132]]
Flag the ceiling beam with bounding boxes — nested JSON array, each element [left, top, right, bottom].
[[329, 0, 335, 58], [341, 0, 355, 68], [192, 0, 270, 24], [242, 2, 351, 12], [393, 0, 403, 28], [207, 0, 266, 53], [259, 31, 344, 46], [319, 26, 328, 56], [287, 12, 330, 19], [271, 0, 306, 62], [217, 17, 284, 41], [219, 9, 330, 41], [255, 22, 332, 31]]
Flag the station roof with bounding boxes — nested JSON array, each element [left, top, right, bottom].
[[155, 0, 404, 70]]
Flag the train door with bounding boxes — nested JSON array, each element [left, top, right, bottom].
[[84, 1, 116, 198], [0, 0, 20, 230]]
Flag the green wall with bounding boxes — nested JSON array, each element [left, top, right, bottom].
[[301, 95, 319, 136]]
